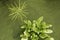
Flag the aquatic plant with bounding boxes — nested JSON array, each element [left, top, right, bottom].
[[7, 0, 54, 40], [8, 0, 27, 21], [20, 16, 54, 40]]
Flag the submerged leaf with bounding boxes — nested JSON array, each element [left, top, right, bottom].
[[8, 0, 28, 21]]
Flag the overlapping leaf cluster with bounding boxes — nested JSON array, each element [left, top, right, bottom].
[[20, 16, 54, 40]]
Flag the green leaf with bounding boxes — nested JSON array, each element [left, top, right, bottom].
[[24, 20, 28, 24], [32, 33, 37, 37], [27, 29, 31, 32], [24, 20, 32, 29], [21, 38, 28, 40], [31, 33, 38, 40], [39, 34, 50, 39], [24, 30, 30, 37], [33, 20, 36, 27], [32, 25, 39, 33], [27, 20, 32, 27], [32, 20, 40, 33], [21, 25, 26, 28], [31, 38, 38, 40], [37, 16, 43, 23], [45, 37, 54, 40], [36, 16, 43, 27], [24, 20, 31, 24], [42, 22, 52, 28], [20, 34, 27, 38], [40, 29, 53, 33]]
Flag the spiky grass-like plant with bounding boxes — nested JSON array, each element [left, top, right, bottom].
[[20, 16, 54, 40], [8, 0, 27, 21]]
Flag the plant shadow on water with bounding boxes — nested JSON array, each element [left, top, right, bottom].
[[12, 23, 24, 40]]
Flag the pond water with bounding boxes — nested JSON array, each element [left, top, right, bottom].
[[0, 0, 60, 40]]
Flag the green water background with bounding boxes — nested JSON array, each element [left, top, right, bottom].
[[0, 0, 60, 40]]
